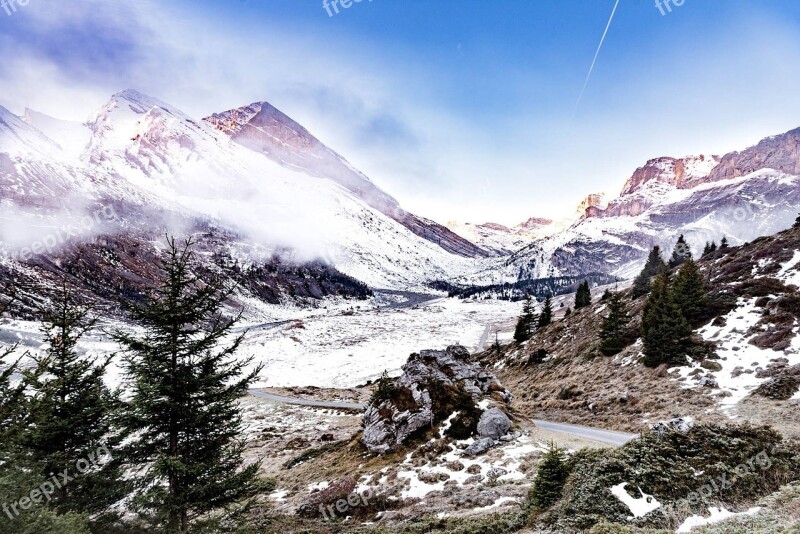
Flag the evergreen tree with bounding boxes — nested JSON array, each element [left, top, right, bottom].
[[599, 292, 631, 356], [370, 370, 395, 404], [115, 237, 264, 532], [720, 237, 729, 249], [794, 213, 800, 228], [564, 307, 572, 318], [23, 285, 124, 517], [537, 296, 553, 328], [671, 259, 708, 326], [492, 331, 501, 355], [641, 273, 691, 368], [702, 242, 711, 256], [514, 294, 536, 343], [631, 246, 667, 299], [0, 296, 26, 462], [0, 298, 92, 533], [574, 281, 591, 309], [528, 442, 569, 511], [668, 234, 692, 268]]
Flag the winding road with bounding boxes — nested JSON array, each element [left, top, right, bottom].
[[248, 389, 638, 446]]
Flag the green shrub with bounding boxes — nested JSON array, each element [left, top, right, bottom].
[[539, 424, 800, 532]]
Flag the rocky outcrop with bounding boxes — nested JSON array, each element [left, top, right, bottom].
[[361, 345, 512, 455], [577, 193, 608, 218], [708, 127, 800, 183], [620, 155, 721, 197]]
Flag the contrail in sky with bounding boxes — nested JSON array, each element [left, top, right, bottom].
[[573, 0, 621, 117]]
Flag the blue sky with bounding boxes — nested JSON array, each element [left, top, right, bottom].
[[2, 0, 800, 224]]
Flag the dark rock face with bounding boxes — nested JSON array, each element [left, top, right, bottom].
[[0, 228, 372, 320], [361, 345, 512, 455]]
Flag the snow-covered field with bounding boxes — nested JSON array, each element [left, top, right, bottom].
[[238, 295, 521, 388], [0, 293, 522, 390]]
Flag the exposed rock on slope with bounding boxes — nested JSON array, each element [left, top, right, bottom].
[[361, 345, 512, 455]]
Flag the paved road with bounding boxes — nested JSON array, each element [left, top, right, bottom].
[[476, 324, 492, 352], [533, 419, 637, 446], [249, 389, 366, 411], [374, 289, 441, 310], [249, 390, 639, 446]]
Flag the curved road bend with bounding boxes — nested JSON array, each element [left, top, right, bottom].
[[248, 390, 638, 446]]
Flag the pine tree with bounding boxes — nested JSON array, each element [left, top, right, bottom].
[[538, 296, 553, 328], [702, 242, 711, 256], [371, 370, 395, 404], [115, 237, 264, 532], [672, 259, 708, 326], [599, 292, 630, 356], [631, 246, 667, 299], [0, 298, 92, 532], [514, 294, 536, 343], [641, 273, 691, 368], [574, 281, 591, 309], [23, 285, 125, 517], [720, 237, 729, 249], [528, 442, 569, 511], [0, 296, 26, 461], [794, 213, 800, 228], [668, 235, 692, 268], [564, 307, 572, 318]]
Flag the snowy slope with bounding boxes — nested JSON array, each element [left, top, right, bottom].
[[205, 101, 489, 258], [0, 90, 490, 290]]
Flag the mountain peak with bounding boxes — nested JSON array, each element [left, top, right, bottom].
[[204, 101, 310, 140], [516, 217, 554, 230]]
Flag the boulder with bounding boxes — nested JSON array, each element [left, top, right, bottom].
[[650, 417, 694, 436], [361, 345, 511, 455], [477, 408, 511, 439], [464, 438, 496, 457]]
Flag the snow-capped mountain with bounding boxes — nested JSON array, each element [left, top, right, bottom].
[[0, 90, 491, 292], [459, 128, 800, 286], [3, 89, 799, 297], [446, 217, 567, 255], [204, 101, 487, 258]]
